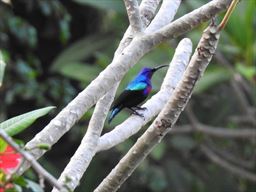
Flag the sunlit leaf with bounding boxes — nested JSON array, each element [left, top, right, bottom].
[[0, 106, 55, 136], [13, 175, 27, 187], [235, 63, 256, 81], [0, 138, 7, 153]]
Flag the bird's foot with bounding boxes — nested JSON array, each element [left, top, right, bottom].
[[129, 107, 146, 120], [132, 106, 147, 111]]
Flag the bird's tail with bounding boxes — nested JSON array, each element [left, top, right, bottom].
[[108, 107, 122, 124]]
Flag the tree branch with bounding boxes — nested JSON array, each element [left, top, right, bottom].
[[94, 21, 221, 192], [123, 0, 143, 33], [210, 143, 255, 170], [201, 145, 256, 182], [115, 0, 161, 56], [23, 0, 230, 171], [51, 85, 118, 192], [97, 38, 192, 152], [148, 0, 231, 44], [145, 0, 181, 33]]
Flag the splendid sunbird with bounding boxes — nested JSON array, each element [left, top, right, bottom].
[[108, 64, 169, 123]]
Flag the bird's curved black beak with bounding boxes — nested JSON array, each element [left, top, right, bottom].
[[152, 64, 169, 73]]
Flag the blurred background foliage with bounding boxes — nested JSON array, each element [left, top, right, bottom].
[[0, 0, 255, 191]]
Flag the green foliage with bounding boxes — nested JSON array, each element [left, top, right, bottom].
[[0, 106, 55, 136], [170, 135, 196, 151], [52, 34, 112, 70], [1, 0, 255, 191], [37, 0, 71, 43], [12, 175, 27, 188], [7, 17, 37, 48], [3, 175, 44, 192], [73, 0, 125, 13], [151, 142, 166, 160], [35, 143, 51, 151], [147, 167, 168, 192], [0, 51, 6, 87], [57, 62, 102, 84], [0, 138, 7, 152], [194, 67, 232, 94], [235, 63, 256, 82], [51, 34, 113, 85], [225, 0, 255, 66], [25, 179, 44, 192]]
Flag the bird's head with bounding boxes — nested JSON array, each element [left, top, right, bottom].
[[139, 64, 169, 79]]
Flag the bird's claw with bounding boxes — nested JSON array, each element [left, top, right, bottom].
[[132, 111, 146, 121], [132, 106, 147, 111], [129, 107, 146, 120]]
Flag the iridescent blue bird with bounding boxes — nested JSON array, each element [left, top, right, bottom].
[[108, 64, 168, 123]]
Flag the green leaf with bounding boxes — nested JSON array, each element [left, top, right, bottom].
[[7, 17, 37, 48], [194, 67, 232, 94], [13, 175, 28, 187], [35, 143, 51, 150], [73, 0, 125, 13], [26, 179, 44, 192], [235, 63, 256, 81], [6, 185, 22, 192], [224, 1, 255, 66], [148, 166, 168, 192], [0, 138, 8, 152], [151, 142, 166, 160], [51, 34, 112, 71], [57, 62, 102, 84], [0, 106, 55, 136], [0, 51, 6, 87]]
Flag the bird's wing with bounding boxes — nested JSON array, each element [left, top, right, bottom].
[[126, 81, 147, 91], [111, 90, 134, 109], [111, 89, 146, 109]]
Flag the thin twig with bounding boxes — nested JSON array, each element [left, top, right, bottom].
[[210, 144, 255, 170], [0, 129, 67, 192], [201, 145, 256, 182], [114, 0, 161, 57], [217, 0, 239, 31], [214, 51, 253, 97], [52, 85, 118, 192], [123, 0, 143, 34], [230, 80, 255, 125], [148, 0, 231, 44], [170, 124, 256, 139]]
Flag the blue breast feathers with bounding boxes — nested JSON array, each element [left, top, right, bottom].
[[126, 81, 148, 91]]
